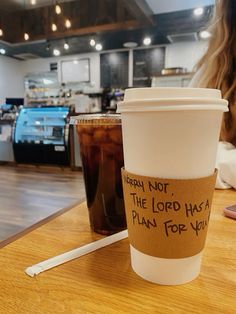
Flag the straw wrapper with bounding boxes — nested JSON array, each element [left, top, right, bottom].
[[25, 229, 128, 277]]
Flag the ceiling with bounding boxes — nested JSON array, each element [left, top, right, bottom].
[[0, 0, 216, 13], [0, 0, 72, 12], [0, 0, 214, 60], [146, 0, 215, 14]]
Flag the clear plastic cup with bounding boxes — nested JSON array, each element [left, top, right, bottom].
[[74, 114, 126, 235]]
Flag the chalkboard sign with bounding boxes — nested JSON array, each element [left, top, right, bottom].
[[61, 58, 90, 83], [133, 47, 165, 87], [100, 52, 128, 88]]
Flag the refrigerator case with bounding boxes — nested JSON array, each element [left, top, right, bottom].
[[13, 107, 70, 165]]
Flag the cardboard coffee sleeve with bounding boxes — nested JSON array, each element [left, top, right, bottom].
[[122, 168, 217, 259]]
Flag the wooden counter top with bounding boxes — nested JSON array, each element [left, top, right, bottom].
[[0, 190, 235, 313]]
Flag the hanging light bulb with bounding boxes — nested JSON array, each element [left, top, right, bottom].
[[143, 36, 151, 46], [95, 43, 102, 51], [64, 42, 69, 50], [199, 30, 211, 39], [53, 48, 60, 56], [24, 32, 29, 41], [51, 23, 57, 32], [30, 0, 36, 5], [90, 39, 96, 46], [22, 1, 29, 42], [65, 19, 71, 29], [55, 3, 62, 15], [46, 42, 51, 51], [194, 7, 204, 16], [0, 29, 3, 37]]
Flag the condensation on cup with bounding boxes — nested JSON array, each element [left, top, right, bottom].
[[75, 114, 126, 235]]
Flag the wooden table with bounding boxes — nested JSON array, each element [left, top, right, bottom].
[[0, 190, 235, 314]]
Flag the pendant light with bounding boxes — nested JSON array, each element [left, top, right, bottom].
[[65, 19, 71, 29], [53, 48, 60, 56], [95, 43, 102, 51], [51, 23, 57, 32], [55, 1, 62, 15], [90, 39, 96, 46], [194, 7, 204, 16], [0, 17, 3, 37], [46, 41, 51, 51], [64, 41, 69, 50], [24, 33, 30, 41], [143, 37, 151, 46], [23, 1, 30, 41], [199, 30, 211, 39]]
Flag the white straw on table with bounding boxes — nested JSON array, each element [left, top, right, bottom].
[[25, 229, 128, 277]]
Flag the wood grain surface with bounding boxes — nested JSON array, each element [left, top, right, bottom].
[[0, 165, 85, 247], [0, 190, 235, 314]]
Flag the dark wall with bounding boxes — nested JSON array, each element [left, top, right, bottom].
[[133, 47, 165, 87], [100, 51, 129, 88]]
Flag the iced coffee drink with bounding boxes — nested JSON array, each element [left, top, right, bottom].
[[76, 114, 126, 235]]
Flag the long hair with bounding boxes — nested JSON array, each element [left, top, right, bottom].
[[194, 0, 236, 145]]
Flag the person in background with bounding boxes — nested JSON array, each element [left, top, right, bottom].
[[190, 0, 236, 189]]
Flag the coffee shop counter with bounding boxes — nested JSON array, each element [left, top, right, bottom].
[[0, 190, 235, 313]]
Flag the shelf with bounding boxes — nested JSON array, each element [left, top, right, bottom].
[[21, 133, 63, 137], [152, 72, 193, 78], [23, 124, 65, 127]]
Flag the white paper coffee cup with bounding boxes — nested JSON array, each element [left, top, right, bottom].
[[117, 87, 228, 285]]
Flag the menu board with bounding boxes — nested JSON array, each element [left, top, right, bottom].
[[133, 47, 165, 87], [61, 58, 90, 83], [100, 51, 129, 88]]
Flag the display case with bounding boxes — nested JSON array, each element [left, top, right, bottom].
[[24, 72, 61, 107], [13, 107, 70, 165]]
